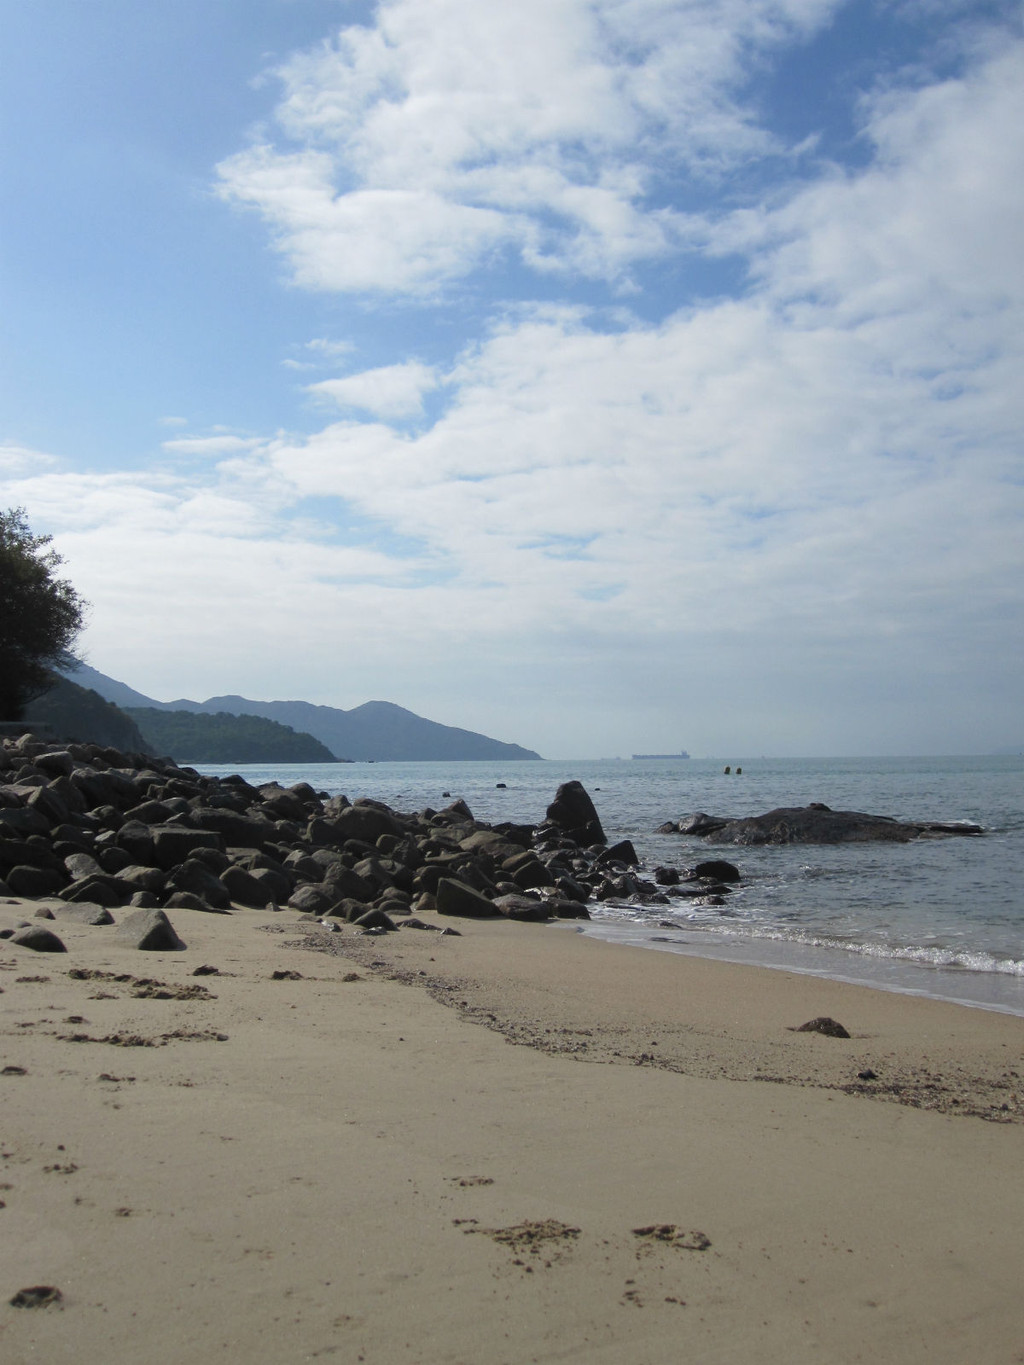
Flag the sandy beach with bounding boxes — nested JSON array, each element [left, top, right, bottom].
[[2, 900, 1023, 1365]]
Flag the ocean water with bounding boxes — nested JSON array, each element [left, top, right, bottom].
[[195, 755, 1024, 1017]]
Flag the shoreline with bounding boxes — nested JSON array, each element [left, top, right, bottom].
[[575, 917, 1024, 1018], [2, 900, 1023, 1363]]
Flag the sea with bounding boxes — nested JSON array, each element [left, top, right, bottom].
[[194, 755, 1024, 1018]]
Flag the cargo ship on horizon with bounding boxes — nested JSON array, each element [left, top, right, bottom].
[[631, 750, 690, 760]]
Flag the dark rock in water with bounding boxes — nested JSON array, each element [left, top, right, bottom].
[[115, 908, 186, 951], [675, 812, 729, 837], [547, 897, 591, 920], [436, 877, 502, 918], [672, 806, 982, 845], [653, 866, 680, 885], [598, 839, 639, 867], [545, 781, 606, 846], [11, 924, 67, 952], [795, 1016, 851, 1038], [690, 859, 741, 883]]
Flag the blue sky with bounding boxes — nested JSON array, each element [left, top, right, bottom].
[[2, 0, 1021, 757]]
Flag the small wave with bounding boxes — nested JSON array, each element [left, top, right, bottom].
[[588, 903, 1024, 978]]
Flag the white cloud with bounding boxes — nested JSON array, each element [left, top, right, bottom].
[[217, 0, 842, 294], [307, 361, 439, 418], [161, 435, 264, 457], [0, 443, 57, 476]]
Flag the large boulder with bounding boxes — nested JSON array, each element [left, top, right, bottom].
[[674, 805, 983, 845], [11, 924, 67, 952], [167, 858, 232, 909], [435, 877, 502, 918], [545, 781, 606, 846], [151, 825, 225, 869], [328, 802, 404, 845], [115, 908, 185, 951]]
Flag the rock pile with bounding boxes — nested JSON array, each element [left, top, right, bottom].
[[0, 736, 738, 948]]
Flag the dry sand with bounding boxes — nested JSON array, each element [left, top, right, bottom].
[[1, 900, 1022, 1365]]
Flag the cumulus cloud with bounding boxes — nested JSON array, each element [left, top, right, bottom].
[[0, 443, 58, 476], [161, 435, 265, 457], [217, 0, 842, 294], [307, 361, 440, 418]]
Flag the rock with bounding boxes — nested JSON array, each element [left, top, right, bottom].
[[436, 877, 502, 918], [60, 873, 135, 907], [795, 1016, 851, 1038], [547, 897, 591, 920], [219, 864, 276, 908], [11, 924, 67, 952], [287, 883, 340, 916], [9, 1286, 63, 1309], [320, 862, 375, 902], [597, 839, 639, 867], [674, 806, 983, 845], [53, 903, 116, 925], [492, 893, 551, 922], [115, 908, 186, 951], [167, 858, 232, 909], [150, 825, 225, 870], [690, 859, 741, 883], [352, 908, 397, 931], [329, 802, 403, 845], [510, 858, 555, 891], [63, 851, 104, 880], [5, 864, 67, 898], [545, 781, 606, 846], [163, 891, 229, 914], [114, 865, 167, 895]]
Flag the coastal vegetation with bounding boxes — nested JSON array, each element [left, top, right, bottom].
[[125, 707, 338, 764], [0, 507, 86, 719]]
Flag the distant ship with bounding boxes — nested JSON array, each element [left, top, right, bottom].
[[631, 750, 690, 760]]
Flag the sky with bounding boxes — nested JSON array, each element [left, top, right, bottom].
[[1, 0, 1022, 759]]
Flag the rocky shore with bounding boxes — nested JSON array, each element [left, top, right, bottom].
[[0, 734, 738, 949]]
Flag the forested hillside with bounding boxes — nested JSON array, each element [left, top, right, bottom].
[[127, 708, 339, 764]]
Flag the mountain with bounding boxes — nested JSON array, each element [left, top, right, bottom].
[[125, 707, 338, 764], [24, 675, 152, 752], [64, 664, 542, 761]]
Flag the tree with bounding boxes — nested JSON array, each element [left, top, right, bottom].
[[0, 507, 87, 719]]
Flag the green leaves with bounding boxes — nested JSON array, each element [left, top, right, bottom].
[[0, 507, 87, 719]]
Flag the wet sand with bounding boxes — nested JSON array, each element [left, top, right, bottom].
[[2, 901, 1023, 1364]]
